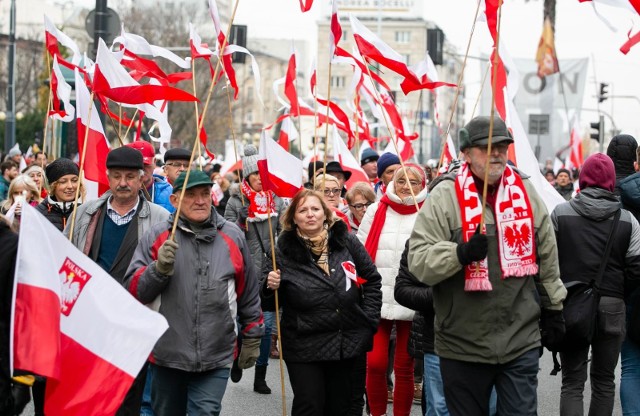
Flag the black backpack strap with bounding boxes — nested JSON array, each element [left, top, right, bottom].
[[594, 209, 621, 290]]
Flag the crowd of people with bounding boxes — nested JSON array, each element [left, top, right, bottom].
[[1, 115, 640, 416]]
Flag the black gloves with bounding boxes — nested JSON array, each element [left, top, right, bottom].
[[456, 228, 488, 266], [238, 205, 249, 224], [540, 309, 566, 351]]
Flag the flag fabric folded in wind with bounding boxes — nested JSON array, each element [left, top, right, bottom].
[[112, 28, 190, 69], [49, 55, 75, 123], [565, 118, 584, 171], [75, 69, 110, 200], [93, 40, 197, 105], [329, 0, 342, 59], [44, 15, 81, 68], [299, 0, 314, 12], [332, 127, 370, 189], [285, 52, 300, 114], [400, 54, 457, 94], [536, 17, 560, 77], [579, 0, 640, 53], [278, 117, 299, 152], [12, 205, 169, 416], [258, 131, 303, 198]]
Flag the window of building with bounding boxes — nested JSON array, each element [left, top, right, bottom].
[[331, 76, 346, 88], [395, 31, 411, 43], [402, 54, 410, 65]]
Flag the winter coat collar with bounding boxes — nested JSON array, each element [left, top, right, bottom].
[[278, 220, 349, 263], [85, 190, 152, 218], [570, 187, 621, 221]]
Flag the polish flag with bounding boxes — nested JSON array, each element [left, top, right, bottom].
[[329, 0, 342, 59], [43, 15, 81, 68], [112, 28, 190, 69], [285, 52, 300, 113], [75, 69, 110, 200], [565, 118, 584, 171], [579, 0, 640, 53], [332, 127, 370, 189], [278, 117, 299, 152], [309, 58, 317, 96], [93, 40, 197, 105], [439, 135, 458, 174], [258, 131, 303, 198], [299, 0, 314, 12], [189, 23, 214, 59], [12, 205, 168, 416], [49, 55, 75, 123], [401, 54, 457, 94]]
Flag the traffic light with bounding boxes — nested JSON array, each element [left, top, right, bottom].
[[590, 120, 603, 142], [599, 83, 609, 103]]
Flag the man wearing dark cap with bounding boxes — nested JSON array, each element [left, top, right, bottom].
[[554, 168, 574, 201], [551, 153, 640, 415], [163, 147, 192, 185], [124, 170, 264, 416], [65, 147, 169, 415], [304, 161, 324, 189], [361, 148, 379, 184], [408, 115, 566, 416], [126, 141, 173, 213]]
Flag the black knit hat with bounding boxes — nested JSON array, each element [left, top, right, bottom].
[[106, 146, 144, 170], [556, 168, 571, 179], [45, 158, 79, 184], [606, 134, 638, 180]]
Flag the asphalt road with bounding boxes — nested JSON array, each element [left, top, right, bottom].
[[21, 351, 622, 415]]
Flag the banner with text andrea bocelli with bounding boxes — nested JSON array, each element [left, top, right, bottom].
[[480, 58, 589, 165]]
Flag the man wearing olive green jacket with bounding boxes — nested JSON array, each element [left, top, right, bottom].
[[408, 116, 567, 416]]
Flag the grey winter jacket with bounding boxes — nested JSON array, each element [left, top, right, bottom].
[[123, 211, 264, 372], [63, 191, 170, 255]]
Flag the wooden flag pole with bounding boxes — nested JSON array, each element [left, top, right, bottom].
[[363, 64, 420, 212], [67, 91, 95, 242], [266, 203, 287, 416], [43, 52, 53, 159], [434, 0, 483, 174], [169, 0, 240, 241], [123, 109, 140, 142]]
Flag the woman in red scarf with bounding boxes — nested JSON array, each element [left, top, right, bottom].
[[356, 163, 428, 416]]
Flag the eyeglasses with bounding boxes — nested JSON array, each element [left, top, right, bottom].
[[349, 202, 372, 210], [395, 179, 421, 188], [166, 162, 189, 168], [323, 188, 341, 196]]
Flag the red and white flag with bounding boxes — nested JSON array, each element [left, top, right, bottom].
[[258, 131, 303, 198], [113, 28, 190, 69], [329, 0, 342, 59], [12, 205, 168, 416], [332, 127, 370, 189], [93, 40, 197, 105], [299, 0, 314, 12], [278, 117, 299, 152], [75, 69, 110, 200], [566, 118, 584, 171], [44, 15, 81, 68], [579, 0, 640, 53], [49, 55, 75, 123]]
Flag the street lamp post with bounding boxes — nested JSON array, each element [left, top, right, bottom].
[[4, 0, 17, 154]]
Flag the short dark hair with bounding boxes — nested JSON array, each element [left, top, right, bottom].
[[1, 160, 18, 175], [34, 151, 47, 159]]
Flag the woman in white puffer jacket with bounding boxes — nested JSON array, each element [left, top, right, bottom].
[[357, 163, 428, 416]]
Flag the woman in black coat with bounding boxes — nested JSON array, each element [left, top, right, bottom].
[[35, 158, 83, 231], [265, 189, 382, 416]]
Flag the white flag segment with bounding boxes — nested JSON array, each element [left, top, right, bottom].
[[258, 131, 303, 198], [112, 27, 190, 69], [43, 15, 81, 66], [189, 23, 214, 58], [50, 55, 75, 122], [13, 205, 168, 415], [332, 127, 370, 189]]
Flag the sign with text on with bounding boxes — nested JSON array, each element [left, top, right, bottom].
[[328, 0, 422, 18]]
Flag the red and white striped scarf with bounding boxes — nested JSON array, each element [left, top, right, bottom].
[[454, 163, 538, 291]]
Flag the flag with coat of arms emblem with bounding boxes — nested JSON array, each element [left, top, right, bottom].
[[11, 204, 168, 416]]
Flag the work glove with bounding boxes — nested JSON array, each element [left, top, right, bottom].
[[237, 337, 261, 369], [456, 227, 488, 266], [540, 309, 566, 351], [156, 239, 179, 276], [238, 205, 249, 225]]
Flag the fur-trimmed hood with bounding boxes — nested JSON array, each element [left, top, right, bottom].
[[277, 219, 349, 263]]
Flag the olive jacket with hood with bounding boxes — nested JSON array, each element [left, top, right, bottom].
[[408, 169, 566, 365]]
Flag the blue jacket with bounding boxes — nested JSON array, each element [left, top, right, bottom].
[[619, 172, 640, 220], [0, 176, 9, 203], [150, 174, 174, 213]]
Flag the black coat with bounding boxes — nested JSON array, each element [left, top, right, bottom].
[[0, 221, 17, 414], [35, 198, 76, 231], [394, 241, 435, 357], [273, 220, 382, 363]]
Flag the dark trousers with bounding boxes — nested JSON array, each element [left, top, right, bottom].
[[286, 358, 355, 416], [440, 348, 539, 416], [348, 353, 367, 416], [116, 363, 148, 416], [560, 296, 626, 416]]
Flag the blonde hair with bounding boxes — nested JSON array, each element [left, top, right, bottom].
[[50, 176, 86, 203], [1, 174, 41, 211], [313, 174, 340, 191]]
